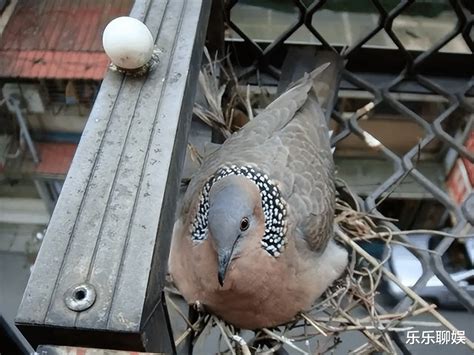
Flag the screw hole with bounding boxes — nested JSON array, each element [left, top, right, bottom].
[[74, 289, 86, 301], [65, 283, 95, 311]]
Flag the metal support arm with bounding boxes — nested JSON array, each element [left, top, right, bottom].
[[15, 0, 211, 352]]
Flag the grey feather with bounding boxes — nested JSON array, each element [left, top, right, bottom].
[[181, 62, 335, 252]]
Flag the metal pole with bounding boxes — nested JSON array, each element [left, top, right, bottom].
[[33, 179, 55, 216], [7, 96, 40, 164]]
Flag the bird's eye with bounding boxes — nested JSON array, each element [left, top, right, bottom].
[[240, 217, 249, 231]]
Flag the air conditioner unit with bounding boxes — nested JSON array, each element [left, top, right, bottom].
[[2, 83, 46, 113]]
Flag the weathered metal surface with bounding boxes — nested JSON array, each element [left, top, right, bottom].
[[15, 0, 211, 352]]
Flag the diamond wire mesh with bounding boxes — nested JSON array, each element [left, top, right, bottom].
[[223, 0, 474, 311]]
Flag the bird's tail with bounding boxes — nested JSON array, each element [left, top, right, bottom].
[[280, 50, 344, 122], [309, 53, 344, 119]]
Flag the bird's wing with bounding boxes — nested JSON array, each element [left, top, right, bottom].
[[180, 71, 320, 217], [272, 62, 337, 252], [181, 64, 335, 253], [282, 100, 335, 252]]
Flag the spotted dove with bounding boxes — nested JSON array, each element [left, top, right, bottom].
[[169, 63, 348, 329]]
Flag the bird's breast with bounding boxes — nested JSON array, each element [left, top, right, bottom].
[[171, 225, 316, 329], [206, 244, 317, 329]]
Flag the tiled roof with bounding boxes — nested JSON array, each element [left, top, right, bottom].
[[0, 0, 132, 79], [34, 142, 77, 176], [2, 141, 77, 178], [0, 50, 109, 79]]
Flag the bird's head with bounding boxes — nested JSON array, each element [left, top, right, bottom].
[[208, 174, 263, 286]]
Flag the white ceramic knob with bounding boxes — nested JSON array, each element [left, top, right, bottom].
[[102, 16, 154, 69]]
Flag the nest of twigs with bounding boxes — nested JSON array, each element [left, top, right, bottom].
[[165, 50, 473, 354]]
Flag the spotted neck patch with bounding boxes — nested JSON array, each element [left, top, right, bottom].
[[190, 165, 287, 257]]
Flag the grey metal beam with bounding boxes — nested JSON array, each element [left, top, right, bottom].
[[15, 0, 211, 352]]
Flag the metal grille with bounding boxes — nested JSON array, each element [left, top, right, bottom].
[[223, 0, 474, 313]]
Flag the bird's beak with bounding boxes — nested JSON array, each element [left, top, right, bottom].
[[217, 250, 232, 286]]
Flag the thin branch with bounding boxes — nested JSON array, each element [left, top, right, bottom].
[[336, 227, 474, 351], [261, 328, 309, 355]]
